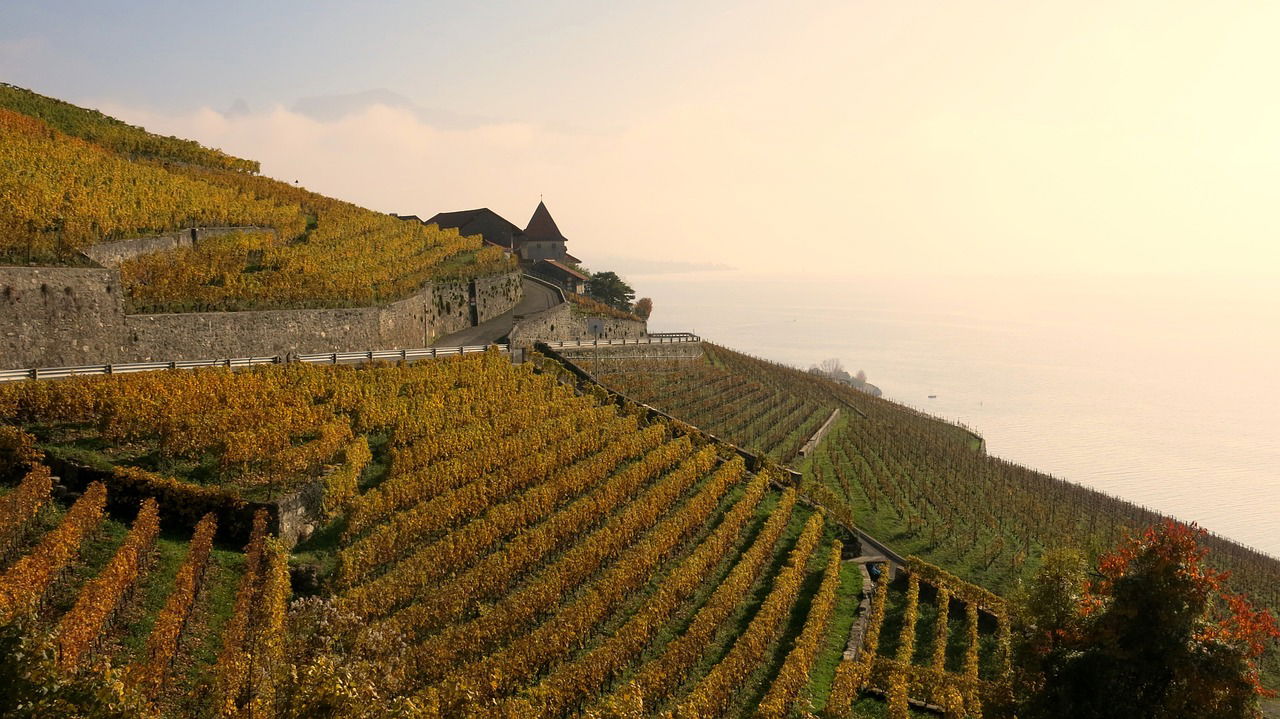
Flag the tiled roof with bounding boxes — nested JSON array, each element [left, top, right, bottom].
[[524, 201, 567, 242], [540, 259, 590, 282], [425, 209, 488, 229]]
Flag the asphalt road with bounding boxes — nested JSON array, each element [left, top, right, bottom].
[[431, 277, 560, 347]]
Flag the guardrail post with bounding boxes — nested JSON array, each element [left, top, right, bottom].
[[430, 347, 437, 358], [169, 361, 176, 370], [401, 348, 407, 362], [105, 363, 113, 375], [31, 367, 39, 381], [331, 353, 338, 365]]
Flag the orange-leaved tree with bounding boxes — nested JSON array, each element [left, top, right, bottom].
[[1019, 520, 1279, 719]]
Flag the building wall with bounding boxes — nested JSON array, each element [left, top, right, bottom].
[[520, 240, 565, 263]]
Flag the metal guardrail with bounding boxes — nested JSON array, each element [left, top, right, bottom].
[[0, 335, 702, 383], [541, 335, 700, 349], [0, 345, 508, 383]]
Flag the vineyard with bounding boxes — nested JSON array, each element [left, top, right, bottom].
[[594, 344, 839, 465], [0, 428, 282, 717], [0, 349, 908, 717], [825, 558, 1012, 718], [592, 343, 1280, 642], [0, 84, 511, 309]]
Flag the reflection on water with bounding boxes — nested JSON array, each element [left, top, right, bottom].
[[640, 270, 1280, 557]]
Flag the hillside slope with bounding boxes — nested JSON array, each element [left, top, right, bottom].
[[0, 84, 511, 310], [593, 343, 1280, 628]]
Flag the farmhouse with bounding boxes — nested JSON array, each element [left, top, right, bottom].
[[420, 201, 582, 267], [533, 258, 590, 294]]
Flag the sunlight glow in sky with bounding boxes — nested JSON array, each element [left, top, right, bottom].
[[4, 1, 1279, 278]]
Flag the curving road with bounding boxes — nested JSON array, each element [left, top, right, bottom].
[[431, 277, 560, 347]]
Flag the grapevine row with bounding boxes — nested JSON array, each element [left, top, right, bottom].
[[341, 425, 672, 621], [0, 481, 107, 623], [673, 510, 826, 718], [407, 447, 723, 683], [756, 541, 845, 718], [426, 457, 746, 713], [55, 497, 161, 671], [501, 473, 772, 718], [338, 412, 638, 584], [592, 488, 800, 715], [127, 512, 218, 700]]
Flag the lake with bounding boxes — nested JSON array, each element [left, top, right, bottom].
[[635, 270, 1280, 557]]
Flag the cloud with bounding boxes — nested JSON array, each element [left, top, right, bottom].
[[290, 88, 492, 131], [89, 96, 749, 278]]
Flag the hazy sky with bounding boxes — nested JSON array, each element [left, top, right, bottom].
[[4, 1, 1280, 278]]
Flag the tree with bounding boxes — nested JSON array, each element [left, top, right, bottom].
[[632, 297, 652, 320], [1018, 521, 1280, 719], [818, 358, 845, 376], [1009, 548, 1089, 716], [587, 271, 635, 312]]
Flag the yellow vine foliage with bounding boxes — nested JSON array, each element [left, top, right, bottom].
[[128, 512, 217, 700], [1, 98, 513, 305], [341, 426, 675, 624], [416, 448, 725, 702], [964, 603, 983, 718], [824, 561, 890, 718], [0, 481, 107, 623], [434, 455, 741, 710], [56, 497, 161, 671], [592, 488, 800, 716], [504, 472, 769, 718], [243, 539, 291, 719], [322, 436, 372, 519], [341, 411, 638, 585], [756, 541, 844, 718], [215, 510, 270, 716], [673, 510, 825, 719], [0, 462, 53, 561], [0, 108, 302, 262], [120, 163, 511, 312]]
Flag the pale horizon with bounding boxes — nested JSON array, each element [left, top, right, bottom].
[[4, 1, 1280, 279]]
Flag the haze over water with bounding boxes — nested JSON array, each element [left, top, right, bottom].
[[641, 271, 1280, 558]]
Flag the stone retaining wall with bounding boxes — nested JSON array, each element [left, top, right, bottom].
[[0, 266, 131, 368], [82, 227, 273, 268], [0, 262, 523, 368], [508, 302, 647, 346]]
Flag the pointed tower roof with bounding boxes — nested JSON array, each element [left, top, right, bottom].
[[524, 201, 568, 242]]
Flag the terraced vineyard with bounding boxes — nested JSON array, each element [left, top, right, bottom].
[[0, 432, 279, 717], [1, 350, 887, 717], [594, 344, 838, 464], [825, 558, 1012, 718], [0, 83, 511, 309], [593, 343, 1280, 642]]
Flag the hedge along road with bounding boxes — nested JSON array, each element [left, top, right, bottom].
[[433, 277, 562, 347]]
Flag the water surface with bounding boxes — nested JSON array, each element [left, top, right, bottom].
[[638, 271, 1280, 557]]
